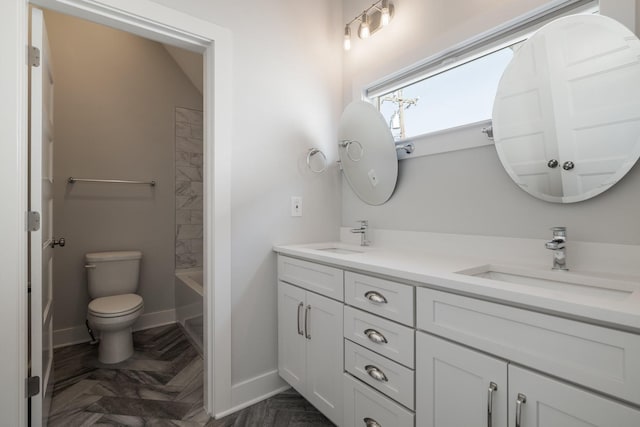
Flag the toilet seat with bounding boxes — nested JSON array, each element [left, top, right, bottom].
[[88, 293, 143, 318]]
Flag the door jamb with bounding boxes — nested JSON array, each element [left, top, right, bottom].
[[17, 0, 233, 421]]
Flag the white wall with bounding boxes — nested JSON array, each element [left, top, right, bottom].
[[342, 0, 640, 245], [46, 11, 203, 332], [148, 0, 344, 391]]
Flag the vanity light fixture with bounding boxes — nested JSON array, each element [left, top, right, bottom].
[[343, 0, 395, 51]]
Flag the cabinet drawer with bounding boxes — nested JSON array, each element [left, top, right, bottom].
[[345, 340, 414, 409], [345, 272, 414, 326], [417, 287, 640, 405], [344, 373, 414, 427], [344, 306, 414, 368], [277, 255, 343, 301]]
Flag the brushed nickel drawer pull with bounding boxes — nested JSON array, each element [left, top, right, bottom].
[[297, 302, 304, 336], [515, 393, 527, 427], [364, 328, 388, 344], [365, 365, 388, 382], [364, 417, 382, 427], [364, 291, 387, 304], [305, 305, 311, 340], [488, 382, 497, 427]]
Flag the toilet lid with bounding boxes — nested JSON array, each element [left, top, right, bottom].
[[88, 293, 143, 318]]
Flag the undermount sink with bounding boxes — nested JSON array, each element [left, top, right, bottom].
[[315, 247, 363, 255], [457, 264, 638, 302]]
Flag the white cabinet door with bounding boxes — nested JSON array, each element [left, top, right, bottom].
[[277, 281, 306, 392], [306, 291, 344, 426], [509, 366, 640, 427], [417, 332, 507, 427]]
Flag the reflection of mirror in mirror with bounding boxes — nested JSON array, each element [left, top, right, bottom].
[[338, 101, 398, 205], [493, 14, 640, 203]]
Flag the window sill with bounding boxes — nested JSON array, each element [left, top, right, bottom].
[[396, 119, 494, 160]]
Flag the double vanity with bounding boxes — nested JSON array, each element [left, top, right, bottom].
[[274, 235, 640, 427]]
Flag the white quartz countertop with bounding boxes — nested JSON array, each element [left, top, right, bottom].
[[273, 241, 640, 333]]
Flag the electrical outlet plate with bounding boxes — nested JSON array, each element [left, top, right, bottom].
[[291, 196, 302, 216]]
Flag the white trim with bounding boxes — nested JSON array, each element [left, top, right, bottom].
[[53, 308, 177, 348], [1, 0, 234, 422], [214, 369, 289, 418], [0, 1, 29, 425]]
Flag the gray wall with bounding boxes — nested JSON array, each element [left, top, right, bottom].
[[148, 0, 344, 386], [342, 0, 640, 245], [47, 11, 203, 331]]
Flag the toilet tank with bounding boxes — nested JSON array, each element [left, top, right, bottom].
[[85, 251, 142, 298]]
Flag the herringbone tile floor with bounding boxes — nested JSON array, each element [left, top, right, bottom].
[[48, 324, 334, 426]]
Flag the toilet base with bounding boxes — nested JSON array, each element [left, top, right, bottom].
[[98, 327, 134, 364]]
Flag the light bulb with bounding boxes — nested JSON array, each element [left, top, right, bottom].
[[343, 25, 351, 51], [359, 13, 370, 39], [381, 0, 390, 26]]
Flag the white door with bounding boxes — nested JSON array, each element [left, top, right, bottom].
[[30, 8, 55, 427], [305, 292, 343, 426], [277, 282, 306, 392], [509, 366, 640, 427], [416, 332, 508, 427]]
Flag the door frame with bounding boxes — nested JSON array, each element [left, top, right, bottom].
[[0, 0, 233, 423]]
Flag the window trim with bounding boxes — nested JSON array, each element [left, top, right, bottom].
[[365, 0, 599, 159]]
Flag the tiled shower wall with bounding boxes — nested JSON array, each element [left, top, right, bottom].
[[175, 107, 204, 269]]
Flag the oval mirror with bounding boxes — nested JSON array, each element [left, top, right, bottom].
[[338, 101, 398, 205], [493, 14, 640, 203]]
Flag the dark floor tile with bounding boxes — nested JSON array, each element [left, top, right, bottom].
[[86, 396, 193, 419]]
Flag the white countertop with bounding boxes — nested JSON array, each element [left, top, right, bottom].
[[273, 240, 640, 333]]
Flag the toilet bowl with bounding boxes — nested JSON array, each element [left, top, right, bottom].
[[87, 293, 144, 364], [85, 251, 144, 364]]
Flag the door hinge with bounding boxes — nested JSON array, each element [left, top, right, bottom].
[[28, 211, 41, 232], [27, 376, 40, 398], [29, 46, 40, 67]]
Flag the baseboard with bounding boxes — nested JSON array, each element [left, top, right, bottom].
[[53, 308, 177, 348], [215, 369, 288, 419]]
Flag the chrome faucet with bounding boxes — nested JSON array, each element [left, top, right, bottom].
[[545, 227, 568, 271], [351, 220, 370, 246]]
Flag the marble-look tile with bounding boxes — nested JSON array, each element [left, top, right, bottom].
[[176, 122, 191, 138], [167, 358, 202, 388], [176, 136, 203, 154], [190, 210, 203, 225], [176, 151, 190, 167], [189, 238, 203, 254], [190, 181, 203, 194], [90, 380, 180, 402], [176, 239, 190, 255], [177, 196, 203, 210], [49, 410, 103, 427], [177, 224, 203, 240], [190, 153, 203, 168], [176, 254, 197, 269], [177, 166, 203, 182], [176, 210, 191, 225], [176, 181, 194, 196], [191, 126, 203, 139], [49, 379, 101, 415]]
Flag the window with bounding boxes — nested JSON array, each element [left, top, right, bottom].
[[373, 45, 517, 140], [366, 0, 599, 148]]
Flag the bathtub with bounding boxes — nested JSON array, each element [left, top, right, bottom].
[[175, 269, 203, 353]]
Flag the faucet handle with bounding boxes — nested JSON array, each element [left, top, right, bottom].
[[356, 219, 368, 228], [550, 226, 566, 237]]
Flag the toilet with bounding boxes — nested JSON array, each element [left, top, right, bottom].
[[85, 250, 144, 364]]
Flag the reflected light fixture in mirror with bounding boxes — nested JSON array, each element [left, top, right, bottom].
[[344, 0, 394, 50]]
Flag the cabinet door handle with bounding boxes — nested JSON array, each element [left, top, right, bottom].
[[364, 328, 388, 344], [364, 291, 387, 304], [297, 302, 304, 336], [305, 305, 311, 340], [515, 393, 527, 427], [363, 417, 382, 427], [487, 382, 497, 427], [365, 365, 388, 382]]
